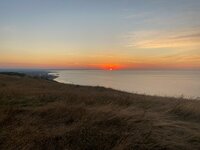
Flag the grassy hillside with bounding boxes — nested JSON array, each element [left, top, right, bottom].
[[0, 74, 200, 150]]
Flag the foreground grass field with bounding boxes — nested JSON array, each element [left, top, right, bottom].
[[0, 74, 200, 150]]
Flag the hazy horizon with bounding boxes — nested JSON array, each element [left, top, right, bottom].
[[0, 67, 200, 71]]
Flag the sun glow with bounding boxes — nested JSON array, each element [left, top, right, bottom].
[[101, 64, 122, 71]]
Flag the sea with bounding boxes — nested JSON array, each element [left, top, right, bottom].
[[49, 70, 200, 99]]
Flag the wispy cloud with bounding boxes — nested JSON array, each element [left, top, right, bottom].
[[125, 28, 200, 49]]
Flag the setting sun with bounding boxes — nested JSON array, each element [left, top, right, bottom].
[[101, 64, 122, 71]]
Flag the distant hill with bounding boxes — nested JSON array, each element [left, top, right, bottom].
[[0, 72, 26, 77]]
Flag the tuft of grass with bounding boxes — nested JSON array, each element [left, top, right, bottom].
[[170, 100, 200, 122]]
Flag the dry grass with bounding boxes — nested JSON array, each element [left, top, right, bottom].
[[0, 74, 200, 150]]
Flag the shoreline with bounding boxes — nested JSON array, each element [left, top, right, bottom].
[[0, 70, 199, 101], [48, 72, 200, 101], [1, 71, 199, 100]]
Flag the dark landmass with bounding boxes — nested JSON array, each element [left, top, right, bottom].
[[0, 73, 200, 150], [0, 71, 57, 80], [0, 72, 26, 77]]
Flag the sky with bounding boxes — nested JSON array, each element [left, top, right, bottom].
[[0, 0, 200, 70]]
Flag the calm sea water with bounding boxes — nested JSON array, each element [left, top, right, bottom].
[[50, 70, 200, 98]]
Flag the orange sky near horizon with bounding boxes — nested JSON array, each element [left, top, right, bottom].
[[1, 53, 199, 70]]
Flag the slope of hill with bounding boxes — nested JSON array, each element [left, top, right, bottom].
[[0, 74, 200, 150]]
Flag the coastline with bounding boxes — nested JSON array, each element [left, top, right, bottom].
[[47, 71, 200, 100], [1, 71, 199, 100]]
